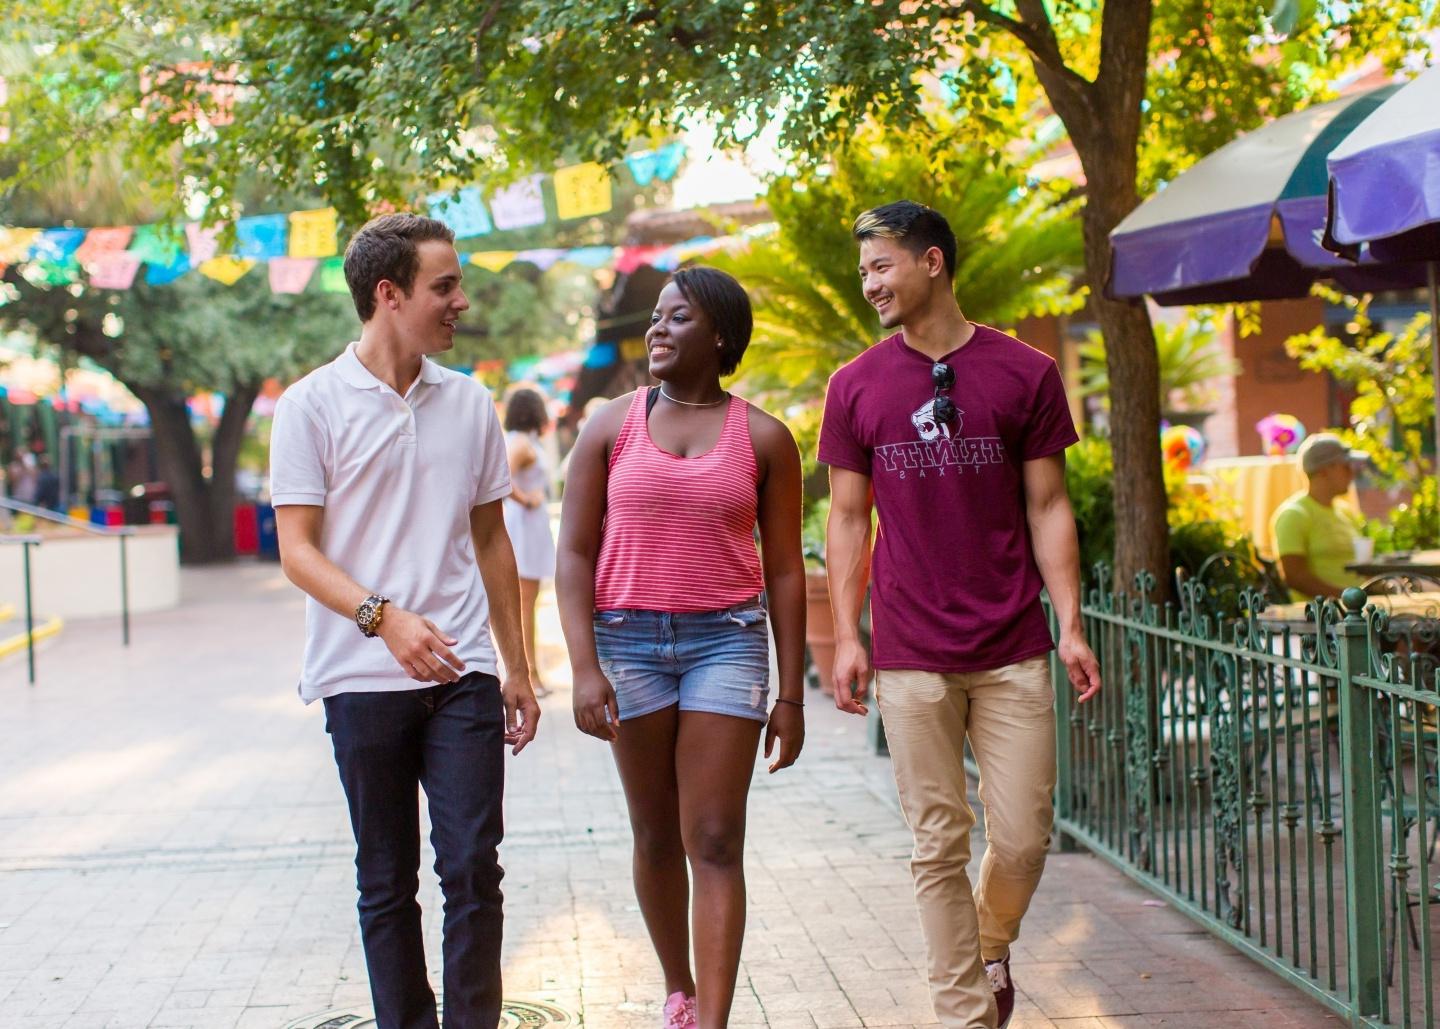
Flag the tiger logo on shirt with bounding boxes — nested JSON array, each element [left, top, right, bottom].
[[910, 398, 962, 441]]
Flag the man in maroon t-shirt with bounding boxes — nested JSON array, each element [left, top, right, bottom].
[[819, 200, 1101, 1029]]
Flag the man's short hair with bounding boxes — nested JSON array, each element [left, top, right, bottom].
[[343, 213, 456, 322], [670, 266, 753, 376], [852, 200, 957, 281]]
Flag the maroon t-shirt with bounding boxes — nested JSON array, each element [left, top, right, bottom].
[[818, 326, 1078, 673]]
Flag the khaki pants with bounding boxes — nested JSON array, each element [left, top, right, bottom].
[[876, 656, 1057, 1029]]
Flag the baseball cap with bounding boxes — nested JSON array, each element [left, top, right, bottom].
[[1299, 433, 1367, 475]]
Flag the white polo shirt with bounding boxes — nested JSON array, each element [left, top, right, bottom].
[[269, 342, 511, 702]]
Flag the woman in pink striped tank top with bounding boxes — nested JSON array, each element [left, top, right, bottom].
[[558, 267, 806, 1029]]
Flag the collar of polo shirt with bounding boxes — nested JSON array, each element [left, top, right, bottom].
[[334, 342, 448, 391]]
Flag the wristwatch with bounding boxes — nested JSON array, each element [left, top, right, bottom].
[[355, 594, 390, 638]]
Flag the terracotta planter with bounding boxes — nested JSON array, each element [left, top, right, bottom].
[[805, 570, 836, 694]]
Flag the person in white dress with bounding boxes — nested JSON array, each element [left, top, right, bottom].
[[503, 387, 557, 695]]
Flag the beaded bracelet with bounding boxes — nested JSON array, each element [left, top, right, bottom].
[[774, 697, 805, 707]]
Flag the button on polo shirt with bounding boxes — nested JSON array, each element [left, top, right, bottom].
[[270, 342, 511, 702]]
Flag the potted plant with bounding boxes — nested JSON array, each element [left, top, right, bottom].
[[802, 495, 836, 694]]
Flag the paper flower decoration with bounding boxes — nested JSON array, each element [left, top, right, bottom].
[[1161, 425, 1206, 471], [1256, 413, 1306, 456]]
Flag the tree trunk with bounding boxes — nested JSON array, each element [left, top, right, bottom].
[[1085, 233, 1169, 593], [129, 383, 258, 565], [1070, 158, 1170, 596], [208, 381, 260, 561], [1016, 0, 1170, 597]]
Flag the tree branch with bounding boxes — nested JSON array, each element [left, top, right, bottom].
[[627, 8, 711, 47], [959, 0, 1093, 105], [477, 0, 504, 35], [1086, 0, 1152, 183]]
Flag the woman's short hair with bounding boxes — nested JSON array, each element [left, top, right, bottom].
[[670, 266, 753, 376], [504, 387, 549, 433]]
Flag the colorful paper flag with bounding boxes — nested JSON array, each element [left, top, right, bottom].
[[553, 162, 612, 220], [25, 259, 78, 286], [269, 257, 318, 294], [234, 214, 288, 260], [427, 187, 492, 239], [129, 224, 184, 266], [186, 222, 221, 266], [489, 175, 546, 231], [515, 248, 567, 271], [144, 252, 191, 286], [670, 236, 718, 262], [0, 227, 40, 263], [651, 246, 683, 272], [31, 228, 87, 264], [625, 143, 686, 186], [584, 342, 619, 367], [75, 227, 135, 266], [318, 256, 349, 294], [199, 256, 255, 285], [86, 251, 143, 289], [615, 245, 667, 274], [288, 208, 339, 258], [563, 246, 617, 268], [469, 251, 518, 273]]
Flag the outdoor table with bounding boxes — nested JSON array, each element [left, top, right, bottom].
[[1345, 549, 1440, 577], [1258, 591, 1440, 632]]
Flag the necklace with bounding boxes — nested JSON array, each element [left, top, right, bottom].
[[659, 386, 728, 408]]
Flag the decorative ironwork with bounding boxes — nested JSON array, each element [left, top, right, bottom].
[[1051, 568, 1436, 1028], [1203, 649, 1245, 929]]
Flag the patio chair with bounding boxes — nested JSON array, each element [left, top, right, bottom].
[[1175, 548, 1289, 623]]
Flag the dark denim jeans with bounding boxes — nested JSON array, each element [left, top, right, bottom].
[[324, 672, 506, 1029]]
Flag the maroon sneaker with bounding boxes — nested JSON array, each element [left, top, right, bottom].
[[985, 954, 1014, 1029]]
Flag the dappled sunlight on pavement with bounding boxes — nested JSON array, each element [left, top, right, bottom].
[[0, 564, 1339, 1027]]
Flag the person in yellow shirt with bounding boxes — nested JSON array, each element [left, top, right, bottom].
[[1271, 433, 1369, 601]]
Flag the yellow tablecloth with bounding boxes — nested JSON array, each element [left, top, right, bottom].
[[1198, 456, 1308, 559]]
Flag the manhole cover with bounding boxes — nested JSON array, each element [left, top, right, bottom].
[[284, 999, 577, 1028]]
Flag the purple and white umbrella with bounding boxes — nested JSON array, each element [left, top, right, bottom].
[[1325, 64, 1440, 466], [1108, 85, 1430, 306], [1326, 65, 1440, 264]]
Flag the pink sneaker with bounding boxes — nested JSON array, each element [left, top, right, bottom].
[[662, 991, 697, 1028]]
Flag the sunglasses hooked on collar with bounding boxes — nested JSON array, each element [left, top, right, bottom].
[[931, 362, 957, 425]]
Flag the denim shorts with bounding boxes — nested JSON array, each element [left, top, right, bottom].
[[593, 600, 771, 723]]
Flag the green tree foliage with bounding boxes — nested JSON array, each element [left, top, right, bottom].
[[452, 264, 597, 368], [1284, 288, 1437, 549], [713, 123, 1083, 471], [4, 0, 1432, 582], [6, 3, 1423, 219], [1066, 434, 1263, 601], [1078, 312, 1238, 413]]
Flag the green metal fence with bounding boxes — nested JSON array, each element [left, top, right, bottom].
[[1051, 569, 1437, 1028]]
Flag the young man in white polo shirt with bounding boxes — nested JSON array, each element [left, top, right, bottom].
[[270, 213, 540, 1029]]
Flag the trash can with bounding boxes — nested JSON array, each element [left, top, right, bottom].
[[233, 503, 259, 556], [255, 503, 279, 561]]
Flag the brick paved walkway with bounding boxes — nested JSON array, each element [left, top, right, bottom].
[[0, 563, 1341, 1028]]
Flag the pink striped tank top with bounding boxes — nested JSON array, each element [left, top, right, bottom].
[[594, 388, 764, 612]]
